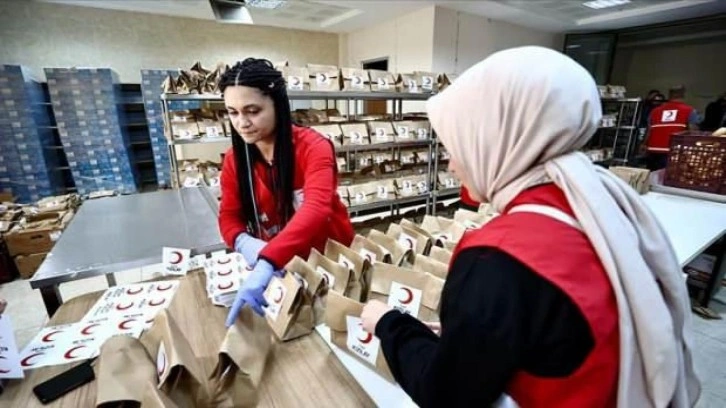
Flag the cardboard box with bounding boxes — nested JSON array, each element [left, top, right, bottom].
[[15, 252, 47, 279], [5, 211, 74, 256], [609, 167, 650, 194]]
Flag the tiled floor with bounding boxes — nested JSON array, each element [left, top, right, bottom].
[[1, 269, 725, 406]]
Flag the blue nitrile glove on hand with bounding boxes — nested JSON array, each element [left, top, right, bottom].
[[225, 259, 275, 326], [234, 233, 267, 268]]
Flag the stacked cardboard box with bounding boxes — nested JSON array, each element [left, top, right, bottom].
[[45, 68, 138, 196], [140, 70, 177, 188], [0, 65, 65, 203]]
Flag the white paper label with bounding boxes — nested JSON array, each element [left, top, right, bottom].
[[316, 73, 331, 85], [179, 130, 192, 139], [264, 277, 286, 321], [351, 75, 364, 88], [377, 185, 388, 199], [359, 248, 377, 264], [407, 79, 418, 91], [346, 315, 380, 366], [422, 76, 434, 91], [417, 128, 428, 139], [162, 247, 191, 275], [661, 110, 677, 123], [375, 128, 387, 141], [377, 78, 389, 89], [317, 266, 336, 289], [351, 131, 363, 144], [445, 178, 456, 188], [206, 127, 220, 137], [338, 254, 355, 272], [397, 232, 418, 251], [359, 157, 369, 167], [354, 192, 366, 204], [189, 254, 207, 270], [417, 181, 429, 194], [402, 180, 414, 194], [388, 281, 423, 316], [183, 177, 200, 188], [397, 126, 410, 138], [288, 76, 304, 91]]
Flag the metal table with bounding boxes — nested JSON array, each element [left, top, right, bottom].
[[30, 187, 224, 316]]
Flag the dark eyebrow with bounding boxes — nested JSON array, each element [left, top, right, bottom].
[[242, 104, 260, 110]]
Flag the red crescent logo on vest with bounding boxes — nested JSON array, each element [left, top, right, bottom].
[[156, 283, 173, 291], [21, 352, 44, 367], [149, 298, 166, 307], [217, 257, 232, 265], [42, 330, 62, 343], [116, 301, 134, 311], [274, 287, 284, 304], [217, 281, 233, 290], [126, 287, 144, 295], [218, 268, 233, 276], [398, 287, 414, 305], [118, 318, 137, 330], [64, 345, 87, 360], [81, 323, 100, 336], [170, 251, 183, 265]]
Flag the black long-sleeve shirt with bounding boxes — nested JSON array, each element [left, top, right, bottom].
[[375, 247, 595, 407]]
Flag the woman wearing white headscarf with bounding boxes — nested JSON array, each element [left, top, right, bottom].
[[361, 46, 700, 407]]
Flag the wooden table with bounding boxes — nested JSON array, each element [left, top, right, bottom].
[[1, 272, 375, 407]]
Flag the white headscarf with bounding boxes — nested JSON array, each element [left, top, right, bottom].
[[427, 46, 700, 407]]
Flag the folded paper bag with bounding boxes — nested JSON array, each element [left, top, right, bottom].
[[386, 222, 432, 258], [367, 229, 411, 267], [263, 259, 316, 341], [286, 256, 327, 326], [412, 254, 449, 280], [140, 383, 179, 408], [429, 246, 453, 265], [307, 248, 350, 295], [369, 262, 443, 323], [324, 239, 370, 302], [96, 336, 156, 407], [209, 308, 272, 408]]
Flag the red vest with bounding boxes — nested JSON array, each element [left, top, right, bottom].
[[647, 101, 694, 153], [460, 186, 481, 210], [452, 184, 619, 408]]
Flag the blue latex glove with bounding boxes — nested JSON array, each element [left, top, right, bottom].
[[234, 233, 267, 268], [225, 259, 275, 326]]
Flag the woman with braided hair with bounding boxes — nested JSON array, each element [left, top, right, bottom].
[[219, 58, 354, 326]]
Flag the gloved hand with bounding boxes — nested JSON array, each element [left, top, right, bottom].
[[234, 233, 267, 268], [225, 259, 275, 326]]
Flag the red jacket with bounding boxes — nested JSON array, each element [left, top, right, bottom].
[[453, 184, 619, 407], [460, 186, 480, 211], [219, 125, 354, 269], [647, 100, 694, 153]]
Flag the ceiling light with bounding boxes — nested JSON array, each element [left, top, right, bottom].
[[245, 0, 287, 9], [583, 0, 631, 10]]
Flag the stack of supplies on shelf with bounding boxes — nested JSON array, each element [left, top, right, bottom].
[[141, 69, 179, 188]]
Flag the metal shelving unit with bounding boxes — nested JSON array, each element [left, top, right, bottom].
[[586, 97, 642, 166], [120, 84, 158, 191]]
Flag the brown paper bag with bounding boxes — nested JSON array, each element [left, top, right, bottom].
[[141, 383, 179, 408], [454, 209, 493, 230], [351, 234, 391, 264], [438, 171, 461, 190], [414, 71, 438, 93], [286, 255, 327, 325], [398, 73, 420, 94], [420, 215, 467, 247], [395, 175, 429, 198], [96, 336, 156, 407], [347, 182, 378, 207], [368, 70, 397, 92], [281, 66, 310, 91], [262, 261, 315, 341], [324, 239, 370, 302], [369, 262, 437, 322], [310, 124, 343, 147], [367, 229, 412, 266], [341, 68, 370, 92], [307, 64, 340, 92], [161, 75, 178, 94], [429, 246, 453, 265], [143, 309, 208, 408], [388, 221, 432, 256], [170, 111, 200, 140], [393, 120, 430, 141], [209, 308, 272, 407], [367, 121, 396, 144], [308, 248, 351, 295], [370, 179, 397, 203], [325, 290, 394, 381], [340, 123, 370, 145], [412, 254, 448, 280]]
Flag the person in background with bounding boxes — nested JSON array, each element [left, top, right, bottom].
[[459, 185, 480, 212], [360, 47, 699, 407], [701, 92, 726, 131], [643, 86, 700, 171], [218, 59, 354, 326]]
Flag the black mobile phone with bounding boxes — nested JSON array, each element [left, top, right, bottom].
[[32, 360, 95, 404]]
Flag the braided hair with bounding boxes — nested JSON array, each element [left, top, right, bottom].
[[219, 58, 294, 238]]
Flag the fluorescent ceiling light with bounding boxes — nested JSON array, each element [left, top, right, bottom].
[[583, 0, 631, 9], [245, 0, 286, 9]]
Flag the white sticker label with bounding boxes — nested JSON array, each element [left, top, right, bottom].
[[397, 126, 409, 138], [162, 247, 191, 275], [316, 73, 331, 85], [359, 248, 377, 264], [288, 76, 303, 91], [346, 315, 380, 366], [338, 254, 355, 272], [398, 232, 418, 251], [206, 127, 220, 137], [375, 128, 387, 141], [183, 177, 200, 188], [354, 192, 366, 204], [422, 76, 434, 91], [351, 132, 363, 144], [417, 128, 428, 139], [407, 79, 418, 91], [445, 178, 456, 188], [179, 130, 192, 139], [388, 281, 423, 316], [402, 180, 414, 194], [264, 277, 286, 321], [661, 110, 677, 123], [351, 75, 364, 88], [417, 181, 429, 194], [377, 78, 389, 89], [377, 185, 388, 199], [359, 157, 369, 167], [316, 266, 336, 289]]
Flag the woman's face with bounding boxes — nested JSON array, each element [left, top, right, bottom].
[[224, 85, 276, 144], [449, 156, 485, 202]]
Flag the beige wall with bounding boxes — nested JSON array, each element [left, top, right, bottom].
[[0, 2, 339, 83], [611, 38, 726, 112], [432, 7, 564, 74]]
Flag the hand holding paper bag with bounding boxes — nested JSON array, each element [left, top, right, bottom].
[[226, 260, 275, 325]]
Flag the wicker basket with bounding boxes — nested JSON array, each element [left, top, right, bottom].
[[664, 131, 726, 194]]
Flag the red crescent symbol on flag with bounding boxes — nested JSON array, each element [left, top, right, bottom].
[[156, 283, 173, 291], [218, 268, 233, 276], [149, 298, 166, 307], [21, 352, 44, 367], [399, 287, 414, 305], [170, 251, 183, 265], [217, 281, 233, 290], [157, 351, 166, 377], [81, 323, 100, 336], [116, 301, 134, 311], [217, 257, 232, 265], [358, 331, 373, 344], [126, 287, 144, 295], [64, 345, 87, 360], [118, 318, 136, 330], [274, 286, 284, 304], [42, 330, 62, 343]]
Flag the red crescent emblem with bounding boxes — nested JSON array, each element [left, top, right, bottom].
[[116, 301, 134, 311], [358, 331, 373, 344], [218, 268, 233, 276], [42, 330, 62, 343], [170, 251, 183, 265], [274, 286, 284, 304], [398, 287, 414, 305], [149, 298, 166, 307], [217, 281, 233, 290], [81, 323, 100, 336], [21, 352, 44, 367], [126, 287, 144, 295], [118, 318, 136, 330], [156, 283, 173, 291], [64, 345, 87, 360], [217, 257, 232, 265]]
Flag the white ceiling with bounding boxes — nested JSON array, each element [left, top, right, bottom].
[[37, 0, 726, 33]]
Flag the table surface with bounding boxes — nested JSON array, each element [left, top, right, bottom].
[[30, 188, 225, 289], [642, 192, 726, 267], [2, 272, 374, 407]]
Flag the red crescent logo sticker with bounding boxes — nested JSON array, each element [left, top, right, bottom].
[[21, 352, 44, 367], [156, 283, 173, 291], [217, 257, 232, 265], [170, 251, 183, 265], [64, 345, 87, 360], [126, 287, 144, 295], [116, 301, 134, 311], [274, 286, 284, 304], [42, 330, 62, 343], [118, 318, 137, 330], [358, 331, 373, 344], [81, 323, 100, 336], [218, 268, 233, 276], [398, 287, 414, 305], [149, 298, 166, 307], [217, 281, 233, 290]]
